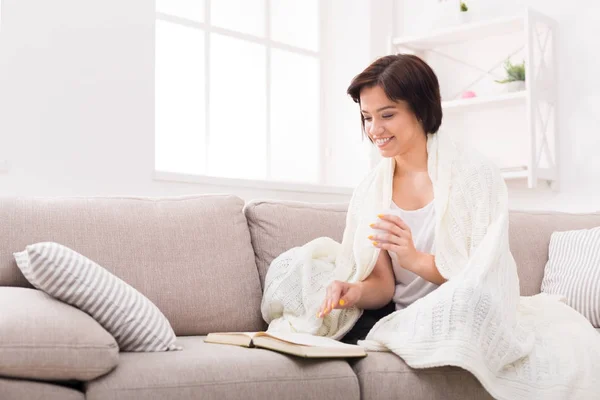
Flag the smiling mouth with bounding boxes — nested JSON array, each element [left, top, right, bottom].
[[374, 137, 394, 147]]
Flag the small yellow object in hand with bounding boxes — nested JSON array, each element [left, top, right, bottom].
[[339, 299, 346, 306]]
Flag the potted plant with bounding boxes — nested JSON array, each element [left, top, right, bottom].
[[459, 1, 471, 23], [496, 58, 526, 92]]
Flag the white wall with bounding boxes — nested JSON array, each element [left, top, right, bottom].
[[0, 0, 386, 203], [4, 1, 594, 211], [401, 0, 600, 212]]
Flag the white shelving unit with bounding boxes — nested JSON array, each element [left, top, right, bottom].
[[390, 9, 559, 190]]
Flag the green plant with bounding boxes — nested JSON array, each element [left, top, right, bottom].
[[460, 1, 468, 12], [495, 58, 526, 83]]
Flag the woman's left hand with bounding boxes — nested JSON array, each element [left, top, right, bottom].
[[369, 214, 421, 271]]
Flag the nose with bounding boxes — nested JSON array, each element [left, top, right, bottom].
[[368, 120, 384, 137]]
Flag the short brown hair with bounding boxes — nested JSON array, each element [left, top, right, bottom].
[[347, 54, 442, 135]]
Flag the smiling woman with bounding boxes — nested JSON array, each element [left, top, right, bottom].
[[317, 54, 448, 344]]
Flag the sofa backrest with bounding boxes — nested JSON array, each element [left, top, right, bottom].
[[0, 195, 264, 335], [244, 200, 348, 289], [245, 200, 600, 296]]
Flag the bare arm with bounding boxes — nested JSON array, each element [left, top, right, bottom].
[[411, 252, 446, 286], [318, 249, 396, 318], [354, 249, 396, 310]]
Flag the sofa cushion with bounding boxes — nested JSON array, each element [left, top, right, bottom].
[[84, 336, 359, 400], [14, 242, 180, 351], [0, 287, 118, 381], [0, 195, 264, 335], [0, 377, 84, 400], [349, 352, 493, 400], [509, 211, 600, 296], [541, 226, 600, 327], [244, 200, 347, 288]]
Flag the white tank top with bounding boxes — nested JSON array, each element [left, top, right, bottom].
[[388, 200, 439, 311]]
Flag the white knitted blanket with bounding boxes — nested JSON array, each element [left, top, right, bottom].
[[261, 132, 600, 399]]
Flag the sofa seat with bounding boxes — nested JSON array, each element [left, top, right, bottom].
[[0, 377, 84, 400], [85, 336, 360, 400], [349, 352, 493, 400]]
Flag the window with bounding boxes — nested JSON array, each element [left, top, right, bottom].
[[155, 0, 322, 185]]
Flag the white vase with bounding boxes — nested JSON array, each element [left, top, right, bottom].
[[458, 11, 472, 24], [506, 81, 526, 92]]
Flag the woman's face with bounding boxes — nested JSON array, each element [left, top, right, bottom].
[[359, 85, 425, 158]]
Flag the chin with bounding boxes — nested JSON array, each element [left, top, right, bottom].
[[377, 144, 400, 158]]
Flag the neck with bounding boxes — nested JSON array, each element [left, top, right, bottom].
[[393, 133, 428, 177]]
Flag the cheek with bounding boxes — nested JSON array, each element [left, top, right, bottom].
[[389, 116, 410, 133]]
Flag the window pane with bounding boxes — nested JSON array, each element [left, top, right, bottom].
[[155, 21, 206, 174], [209, 34, 267, 179], [211, 0, 265, 37], [270, 50, 319, 183], [156, 0, 204, 22], [271, 0, 318, 51]]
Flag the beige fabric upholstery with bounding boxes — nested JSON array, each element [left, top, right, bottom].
[[0, 287, 118, 381], [0, 195, 264, 335], [85, 336, 359, 400], [245, 200, 600, 297], [350, 352, 493, 400], [0, 377, 84, 400], [508, 211, 600, 296], [14, 242, 180, 352], [244, 200, 348, 288]]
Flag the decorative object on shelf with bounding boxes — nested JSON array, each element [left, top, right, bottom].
[[461, 90, 477, 99], [459, 1, 471, 24], [496, 58, 526, 92]]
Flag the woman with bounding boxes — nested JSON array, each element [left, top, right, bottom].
[[262, 54, 599, 399], [316, 54, 449, 344]]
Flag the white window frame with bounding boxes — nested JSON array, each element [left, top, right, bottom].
[[154, 1, 352, 195]]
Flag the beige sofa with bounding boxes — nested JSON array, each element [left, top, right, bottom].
[[1, 194, 599, 400]]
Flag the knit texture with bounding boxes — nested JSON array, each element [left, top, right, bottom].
[[261, 131, 600, 399]]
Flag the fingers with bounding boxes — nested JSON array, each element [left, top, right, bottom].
[[370, 215, 411, 244], [317, 281, 344, 318], [337, 284, 361, 310], [327, 282, 343, 314], [368, 231, 402, 246], [379, 214, 411, 232], [372, 241, 401, 254], [317, 284, 332, 318]]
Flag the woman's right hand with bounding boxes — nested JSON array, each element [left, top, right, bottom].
[[317, 280, 363, 318]]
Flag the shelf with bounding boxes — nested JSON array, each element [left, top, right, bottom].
[[501, 167, 528, 180], [389, 8, 558, 190], [442, 91, 526, 112], [392, 15, 524, 51]]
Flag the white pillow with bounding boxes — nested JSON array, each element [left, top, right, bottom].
[[541, 226, 600, 327], [14, 242, 181, 352]]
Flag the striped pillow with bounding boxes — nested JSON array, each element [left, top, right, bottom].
[[541, 226, 600, 327], [14, 242, 181, 352]]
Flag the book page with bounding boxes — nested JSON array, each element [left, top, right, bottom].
[[259, 332, 361, 348], [204, 332, 265, 347], [209, 332, 263, 338]]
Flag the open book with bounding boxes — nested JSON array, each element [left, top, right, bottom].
[[204, 331, 367, 358]]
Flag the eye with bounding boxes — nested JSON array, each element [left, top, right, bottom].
[[363, 116, 372, 122], [382, 114, 394, 119]]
